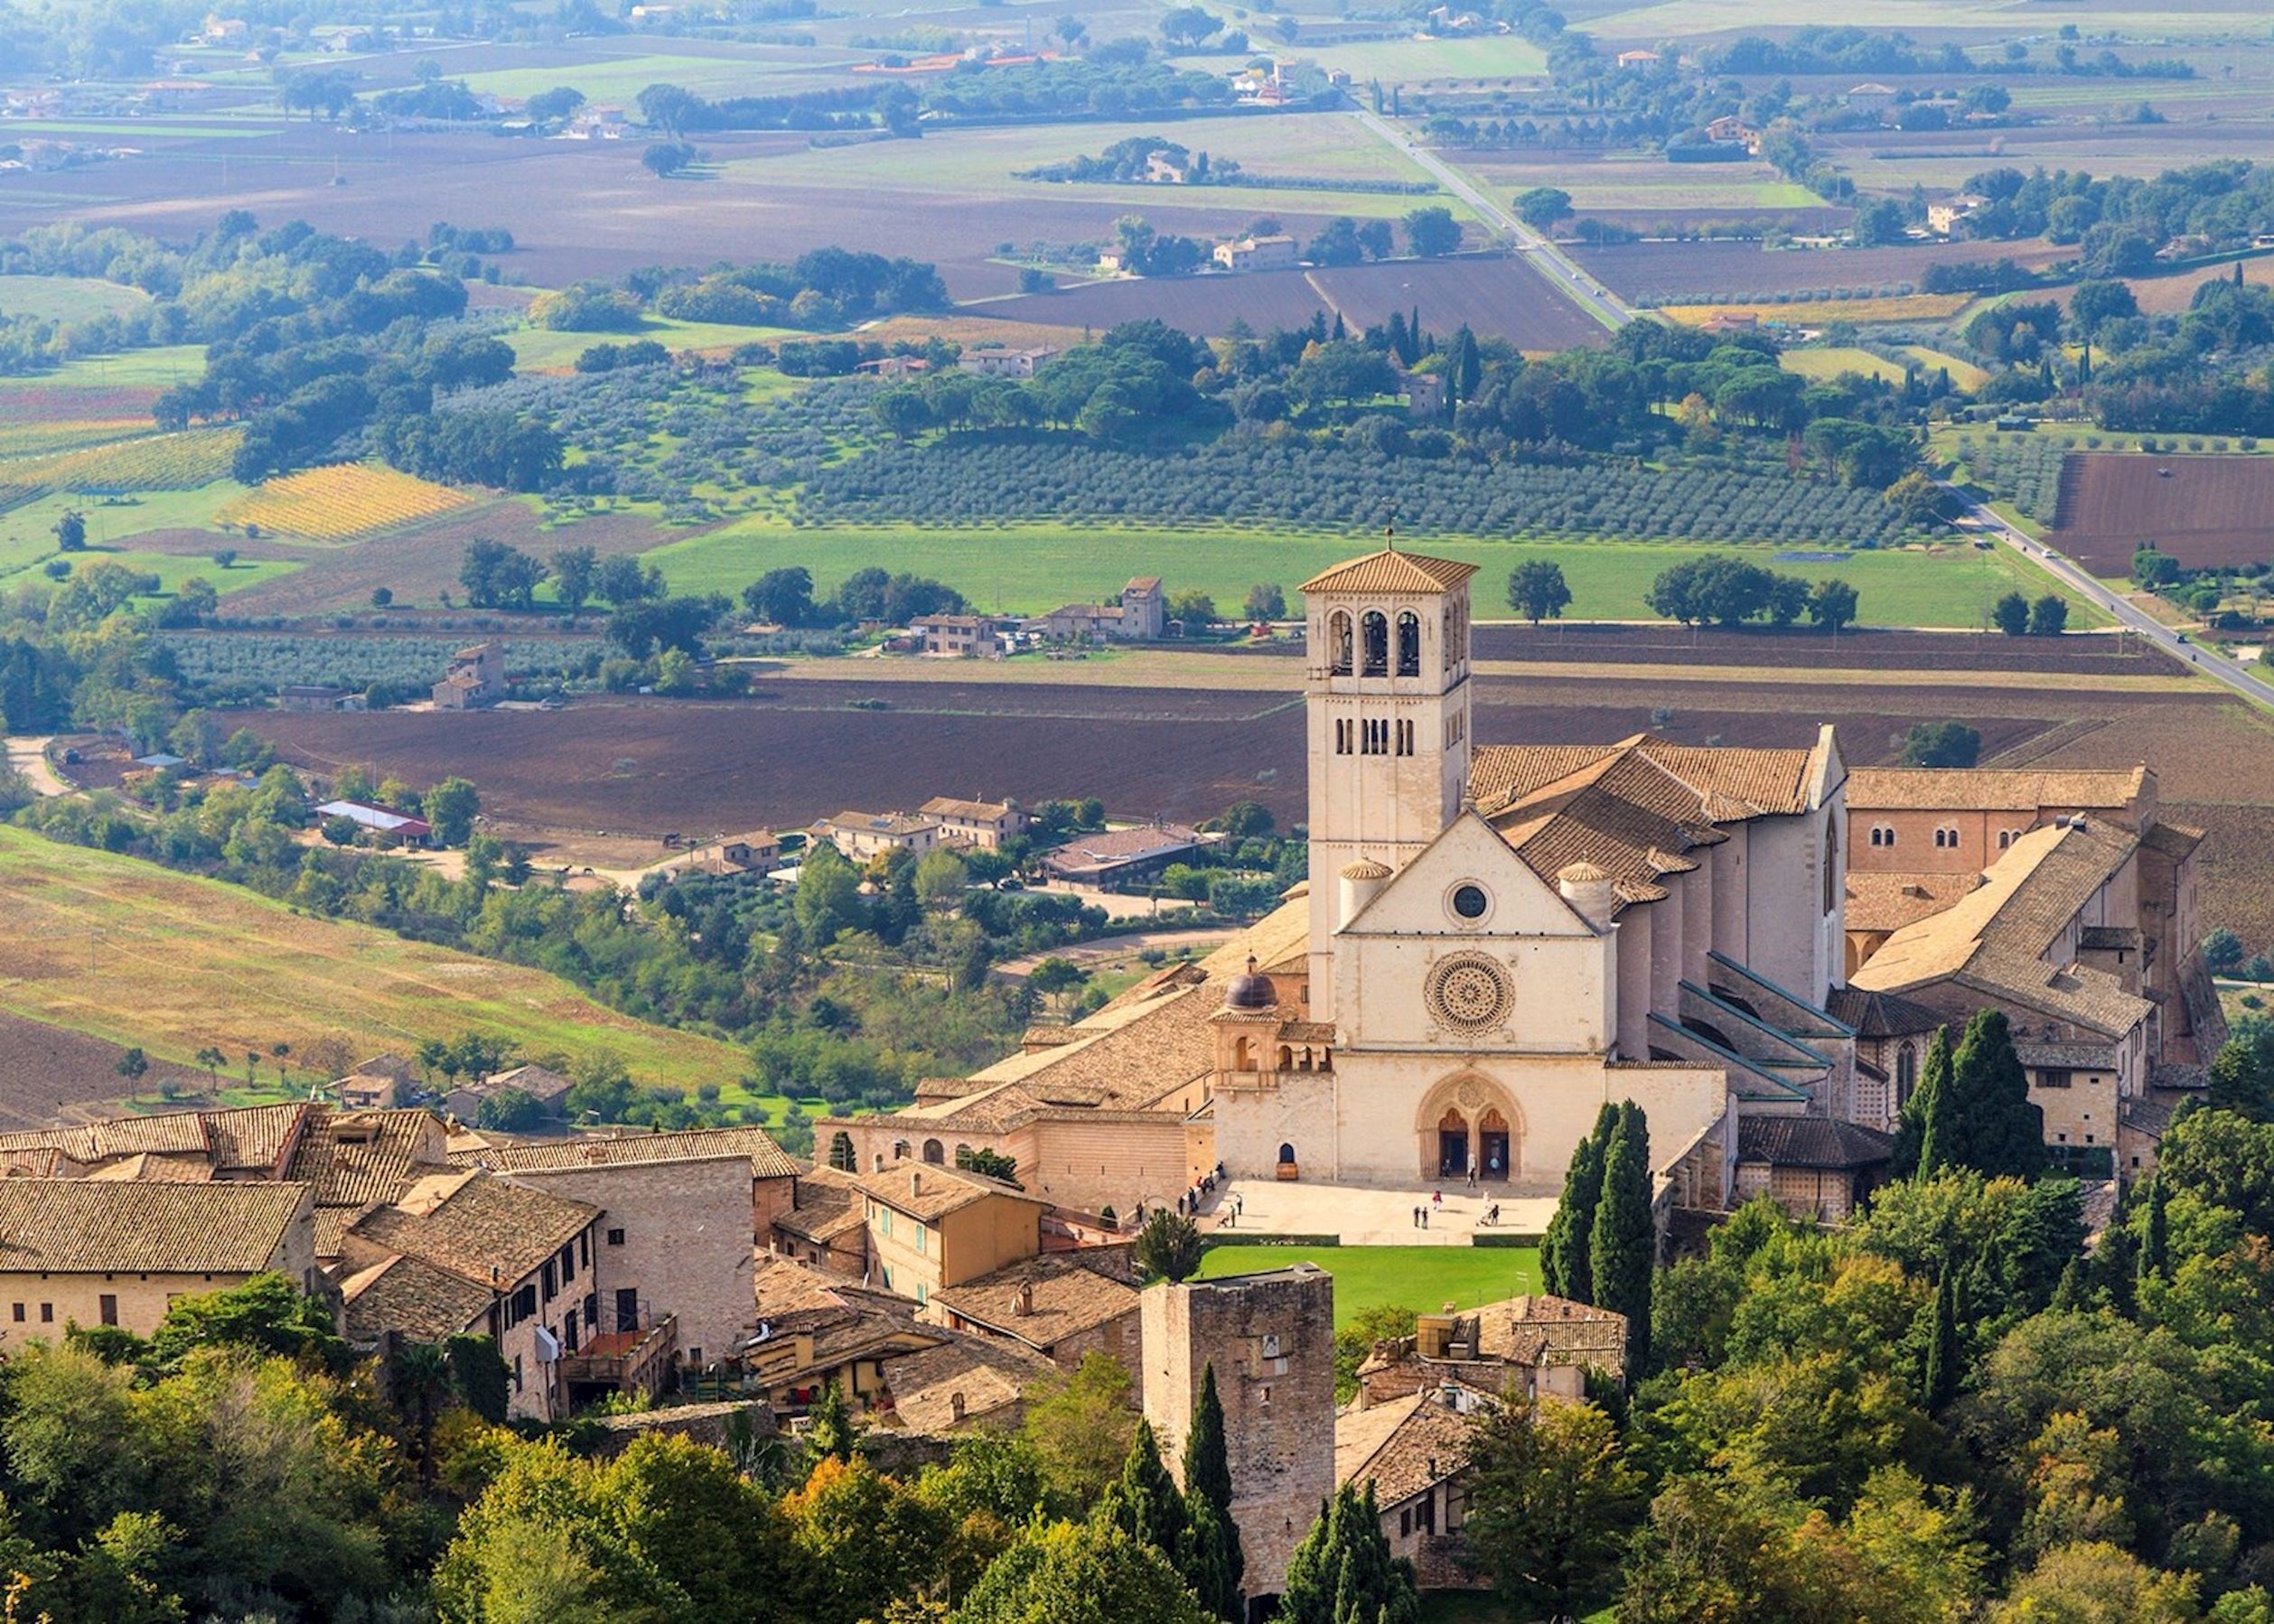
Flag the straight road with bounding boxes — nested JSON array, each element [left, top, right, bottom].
[[1948, 487, 2274, 709], [1348, 107, 1634, 330]]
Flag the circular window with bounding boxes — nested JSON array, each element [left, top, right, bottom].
[[1451, 883, 1490, 919], [1426, 953, 1513, 1032]]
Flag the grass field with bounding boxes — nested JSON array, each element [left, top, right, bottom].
[[1782, 346, 1908, 385], [1196, 1244, 1542, 1330], [454, 47, 873, 103], [1904, 345, 1991, 391], [1245, 34, 1548, 81], [0, 485, 249, 576], [0, 275, 153, 323], [0, 826, 750, 1095], [505, 314, 800, 372], [646, 519, 2096, 629], [0, 344, 205, 394], [1661, 293, 1971, 326]]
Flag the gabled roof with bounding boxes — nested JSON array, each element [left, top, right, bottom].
[[854, 1162, 1049, 1222], [349, 1169, 595, 1286], [931, 1254, 1139, 1348], [1335, 1391, 1473, 1507], [453, 1124, 798, 1180], [339, 1251, 494, 1343], [1737, 1116, 1896, 1170], [1846, 766, 2148, 814], [0, 1178, 309, 1274], [1298, 548, 1480, 596], [286, 1108, 448, 1207]]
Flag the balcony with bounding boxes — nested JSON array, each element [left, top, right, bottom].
[[563, 1313, 677, 1405]]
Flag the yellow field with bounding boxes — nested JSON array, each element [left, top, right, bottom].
[[1781, 346, 1908, 385], [1904, 345, 1992, 391], [1662, 294, 1972, 327], [0, 426, 242, 493], [220, 461, 470, 542]]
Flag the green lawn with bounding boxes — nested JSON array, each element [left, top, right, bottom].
[[645, 518, 2100, 630], [0, 275, 154, 323], [1196, 1244, 1542, 1331], [0, 485, 253, 581]]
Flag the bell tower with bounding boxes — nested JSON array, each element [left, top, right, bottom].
[[1299, 547, 1478, 1021]]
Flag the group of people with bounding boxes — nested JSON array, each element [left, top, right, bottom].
[[1411, 1192, 1505, 1228], [1175, 1162, 1233, 1221]]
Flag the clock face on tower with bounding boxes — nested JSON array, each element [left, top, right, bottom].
[[1426, 952, 1513, 1033]]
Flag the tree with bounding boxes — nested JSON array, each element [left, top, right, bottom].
[[459, 537, 547, 611], [1514, 186, 1574, 231], [1168, 589, 1218, 628], [744, 566, 817, 628], [1181, 1364, 1244, 1621], [2131, 546, 2182, 588], [1923, 1265, 1960, 1410], [1097, 1419, 1189, 1564], [147, 1273, 351, 1375], [959, 1519, 1213, 1624], [1811, 578, 1860, 632], [1589, 1101, 1654, 1372], [1990, 1543, 2199, 1623], [1021, 1353, 1137, 1507], [1943, 1009, 2047, 1180], [596, 554, 664, 607], [1402, 205, 1463, 257], [423, 776, 481, 846], [1884, 471, 1945, 527], [1993, 591, 2031, 637], [1508, 558, 1573, 625], [914, 847, 968, 911], [1355, 219, 1395, 261], [807, 1380, 856, 1465], [53, 510, 86, 553], [1544, 1102, 1617, 1302], [1894, 1026, 1954, 1178], [1135, 1209, 1203, 1283], [1900, 721, 1981, 768], [1305, 218, 1365, 266], [1243, 583, 1286, 621], [1276, 1480, 1418, 1624], [550, 546, 597, 613], [1464, 1397, 1643, 1620], [2029, 593, 2070, 636], [642, 140, 698, 178], [115, 1047, 148, 1086], [1159, 5, 1221, 45]]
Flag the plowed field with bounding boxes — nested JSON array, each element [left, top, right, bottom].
[[2049, 453, 2274, 574]]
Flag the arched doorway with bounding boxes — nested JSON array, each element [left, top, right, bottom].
[[1436, 1107, 1470, 1178], [1479, 1108, 1511, 1181]]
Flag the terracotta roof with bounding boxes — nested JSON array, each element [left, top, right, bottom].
[[286, 1108, 449, 1207], [1340, 858, 1393, 880], [854, 1162, 1049, 1222], [878, 1334, 1054, 1433], [1846, 766, 2148, 814], [83, 1152, 215, 1182], [479, 1065, 575, 1101], [339, 1252, 494, 1343], [0, 1178, 309, 1274], [453, 1125, 797, 1181], [1470, 1293, 1627, 1376], [1736, 1116, 1896, 1170], [350, 1170, 595, 1286], [1823, 985, 1942, 1039], [1298, 548, 1480, 596], [921, 797, 1016, 823], [0, 1102, 311, 1178], [1335, 1392, 1473, 1508], [2139, 818, 2204, 860], [931, 1254, 1139, 1348], [1845, 871, 1981, 934], [1043, 824, 1205, 874], [773, 1171, 864, 1245]]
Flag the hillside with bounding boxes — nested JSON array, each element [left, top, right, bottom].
[[0, 826, 744, 1097]]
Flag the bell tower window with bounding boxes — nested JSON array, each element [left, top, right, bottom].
[[1328, 611, 1353, 676], [1396, 611, 1421, 677], [1361, 611, 1389, 677]]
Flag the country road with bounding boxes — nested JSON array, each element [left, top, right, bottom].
[[4, 737, 69, 798], [1949, 487, 2274, 710], [1347, 107, 1634, 331]]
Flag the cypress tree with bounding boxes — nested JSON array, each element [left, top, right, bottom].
[[1923, 1267, 1960, 1412], [1180, 1364, 1243, 1621], [1588, 1102, 1655, 1376], [2049, 1255, 2087, 1312], [1542, 1102, 1617, 1302], [1948, 1010, 2046, 1180], [1912, 1027, 1957, 1179], [1099, 1418, 1190, 1565], [1276, 1483, 1418, 1624], [2139, 1173, 2169, 1284]]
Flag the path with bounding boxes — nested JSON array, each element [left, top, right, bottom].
[[993, 926, 1238, 978], [1948, 487, 2274, 710], [1346, 107, 1634, 331], [4, 737, 69, 798]]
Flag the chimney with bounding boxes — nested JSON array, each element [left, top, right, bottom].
[[1015, 1281, 1034, 1316], [950, 1391, 966, 1423], [1557, 861, 1617, 929], [911, 1170, 922, 1197], [1339, 857, 1392, 928]]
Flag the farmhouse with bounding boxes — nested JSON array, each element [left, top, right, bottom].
[[332, 1053, 418, 1111], [920, 795, 1026, 848], [1213, 235, 1299, 273], [1353, 1292, 1626, 1408], [1927, 194, 1988, 236], [911, 612, 1011, 658], [442, 1062, 574, 1125], [812, 809, 942, 860], [1042, 821, 1208, 889], [432, 641, 504, 710], [276, 684, 364, 713], [956, 345, 1060, 378], [677, 828, 782, 878], [1846, 82, 1897, 117], [316, 798, 433, 846], [1025, 575, 1168, 642]]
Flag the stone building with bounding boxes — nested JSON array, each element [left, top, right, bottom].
[[454, 1123, 803, 1241], [1335, 1390, 1480, 1590], [1144, 1265, 1336, 1604], [928, 1251, 1142, 1391], [855, 1162, 1052, 1306], [432, 641, 504, 710], [920, 796, 1027, 849]]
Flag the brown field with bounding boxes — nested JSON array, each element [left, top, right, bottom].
[[973, 254, 1605, 346], [1472, 622, 2185, 676], [2050, 453, 2274, 574], [1569, 237, 2067, 304], [0, 386, 163, 424], [0, 1011, 145, 1128]]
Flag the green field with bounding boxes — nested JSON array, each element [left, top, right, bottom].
[[0, 344, 205, 394], [1177, 33, 1549, 81], [0, 826, 751, 1096], [0, 275, 154, 323], [1196, 1244, 1543, 1331], [645, 518, 2098, 629], [454, 47, 872, 103], [1782, 346, 1908, 386], [505, 315, 800, 372]]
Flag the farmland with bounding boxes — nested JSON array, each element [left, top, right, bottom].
[[2049, 453, 2274, 575], [0, 825, 752, 1096], [0, 274, 154, 323], [1568, 239, 2067, 306], [1660, 294, 1974, 327], [216, 463, 474, 544], [0, 425, 241, 495], [1782, 347, 1909, 386], [0, 1011, 149, 1128]]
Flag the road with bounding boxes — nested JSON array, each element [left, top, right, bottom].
[[1949, 488, 2274, 709], [3, 737, 70, 798], [1347, 107, 1634, 331]]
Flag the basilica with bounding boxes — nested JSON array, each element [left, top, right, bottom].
[[820, 544, 2208, 1218]]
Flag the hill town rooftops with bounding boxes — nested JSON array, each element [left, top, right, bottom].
[[0, 1178, 312, 1274], [450, 1123, 799, 1181]]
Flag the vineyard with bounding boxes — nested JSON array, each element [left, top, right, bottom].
[[0, 426, 242, 496], [220, 462, 473, 542], [0, 417, 151, 459], [797, 437, 1934, 545], [157, 632, 605, 696]]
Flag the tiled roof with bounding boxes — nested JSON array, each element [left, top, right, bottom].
[[452, 1125, 797, 1181], [1823, 985, 1942, 1040], [1736, 1116, 1896, 1170], [479, 1065, 574, 1101], [286, 1108, 449, 1207], [83, 1152, 215, 1182], [339, 1252, 493, 1343], [0, 1102, 312, 1178], [824, 811, 936, 837], [1845, 871, 1981, 934], [203, 1103, 313, 1172], [774, 1171, 864, 1245], [1470, 1293, 1627, 1375], [1298, 548, 1480, 596], [350, 1170, 595, 1285], [2017, 1041, 2120, 1070], [931, 1254, 1139, 1348], [922, 797, 1015, 823], [0, 1178, 309, 1274], [1043, 824, 1204, 872], [1846, 766, 2148, 814], [879, 1334, 1054, 1433], [1335, 1393, 1472, 1507], [2139, 818, 2204, 860], [855, 1162, 1048, 1222]]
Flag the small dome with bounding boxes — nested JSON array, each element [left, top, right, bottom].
[[1223, 955, 1275, 1012], [1557, 861, 1610, 884], [1340, 858, 1393, 881]]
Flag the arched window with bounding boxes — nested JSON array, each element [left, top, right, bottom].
[[1234, 1035, 1255, 1070], [1870, 826, 1895, 848], [1361, 611, 1390, 677], [1328, 611, 1353, 675], [872, 1153, 885, 1171], [1277, 1045, 1293, 1070], [955, 1143, 972, 1166], [1823, 815, 1839, 914], [828, 1131, 855, 1172], [892, 1139, 910, 1162], [1395, 611, 1421, 677], [1896, 1042, 1918, 1105], [922, 1138, 945, 1164], [1998, 828, 2017, 849], [1278, 1142, 1296, 1164]]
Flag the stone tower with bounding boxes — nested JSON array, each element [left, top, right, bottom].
[[1143, 1264, 1336, 1607], [1299, 548, 1479, 1020]]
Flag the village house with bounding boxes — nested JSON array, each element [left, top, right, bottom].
[[315, 799, 433, 847], [1352, 1293, 1627, 1409], [1927, 194, 1987, 236], [957, 345, 1060, 378], [0, 1179, 318, 1337], [911, 612, 1011, 659], [1212, 235, 1299, 273], [771, 1163, 869, 1274], [855, 1162, 1052, 1306], [443, 1062, 575, 1125], [747, 1255, 940, 1412], [452, 1123, 802, 1243], [1025, 576, 1167, 642], [332, 1054, 419, 1112], [1042, 821, 1207, 890], [1336, 1389, 1481, 1589], [1846, 82, 1898, 117], [920, 795, 1026, 849], [677, 829, 782, 879], [1731, 1116, 1896, 1219], [432, 641, 504, 710], [927, 1250, 1142, 1388], [812, 810, 942, 861]]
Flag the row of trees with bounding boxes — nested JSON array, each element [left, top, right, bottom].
[[1644, 555, 1861, 631]]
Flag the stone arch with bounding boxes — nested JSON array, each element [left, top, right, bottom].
[[1415, 1073, 1524, 1181], [1277, 1044, 1294, 1070], [1361, 610, 1390, 677], [922, 1138, 945, 1164], [1234, 1034, 1256, 1070], [1328, 611, 1353, 675], [1396, 611, 1421, 676]]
